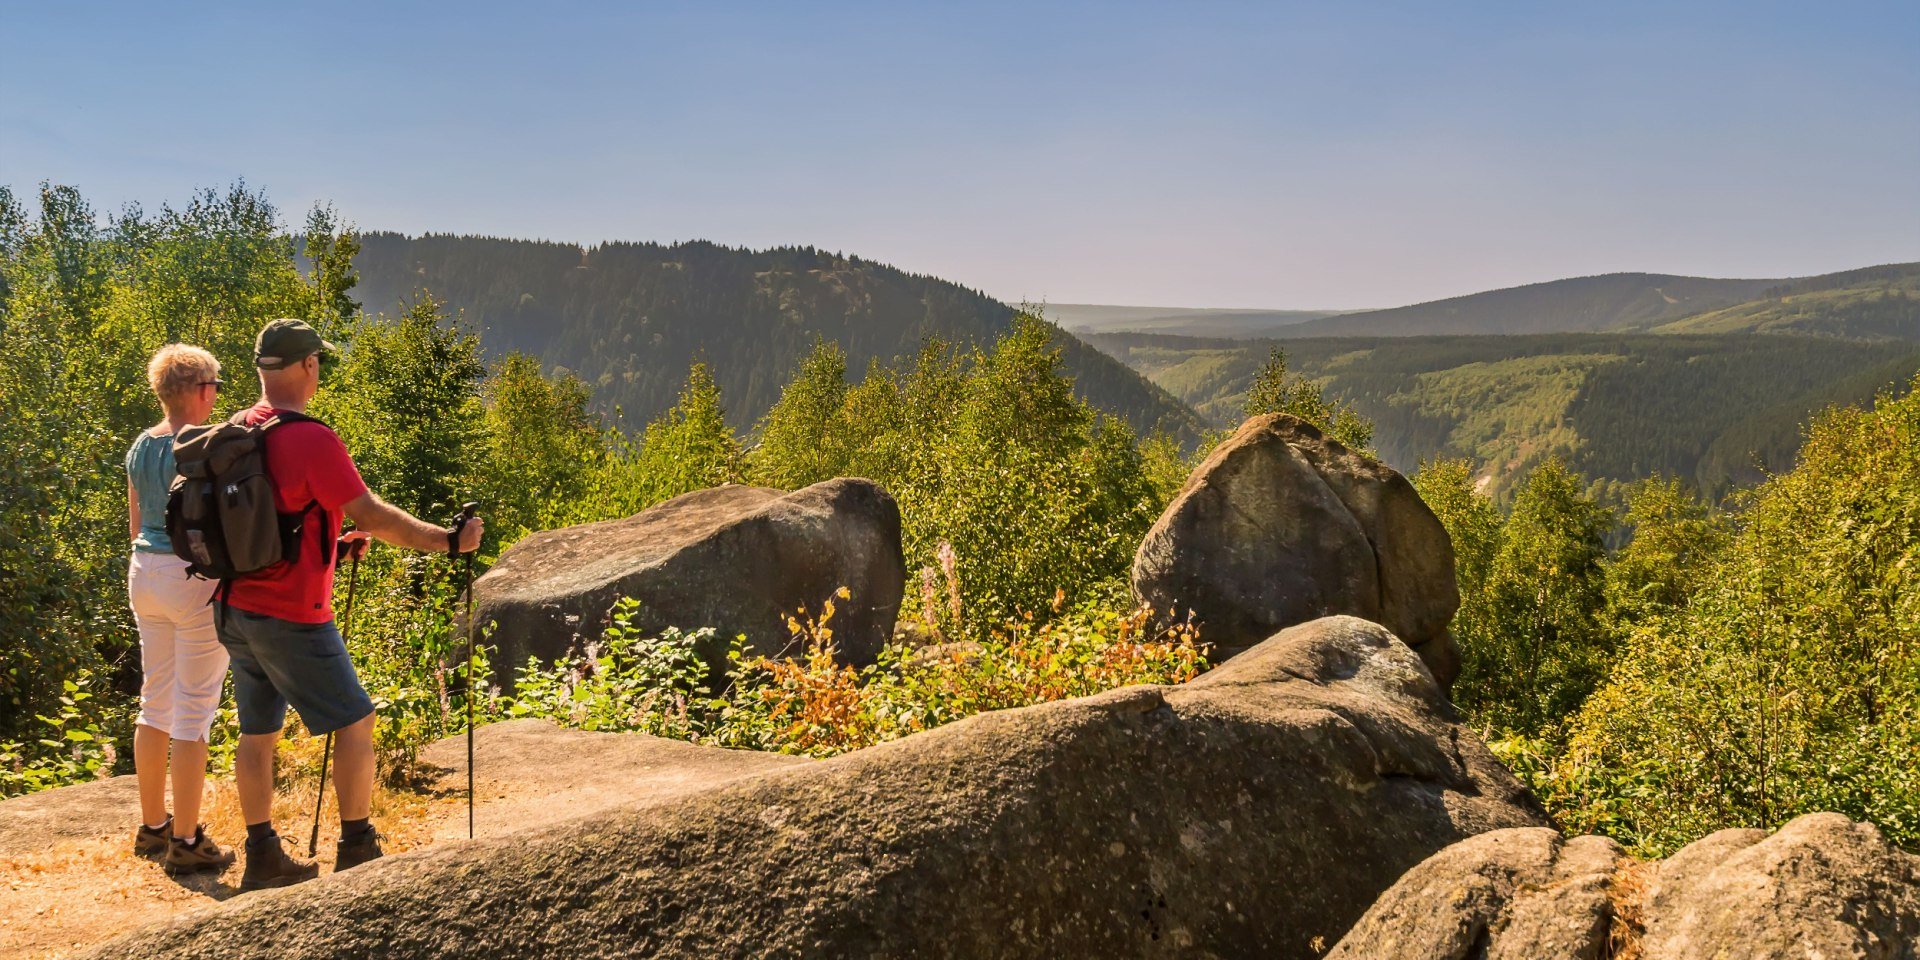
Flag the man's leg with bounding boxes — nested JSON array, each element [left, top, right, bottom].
[[235, 730, 279, 829], [330, 711, 376, 821]]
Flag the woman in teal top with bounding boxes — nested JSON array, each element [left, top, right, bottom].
[[126, 343, 236, 874]]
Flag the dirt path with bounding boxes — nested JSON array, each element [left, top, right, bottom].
[[0, 721, 800, 959]]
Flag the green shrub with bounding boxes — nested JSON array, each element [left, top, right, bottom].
[[509, 589, 1209, 759], [0, 673, 123, 798], [1547, 378, 1920, 854]]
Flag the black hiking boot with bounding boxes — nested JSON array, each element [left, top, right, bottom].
[[334, 826, 384, 873], [239, 835, 319, 891], [134, 816, 172, 857], [163, 824, 236, 875]]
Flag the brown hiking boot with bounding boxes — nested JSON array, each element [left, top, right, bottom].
[[333, 827, 384, 873], [239, 835, 319, 891], [134, 817, 171, 857], [163, 825, 236, 875]]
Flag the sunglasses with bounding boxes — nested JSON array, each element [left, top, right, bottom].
[[201, 378, 225, 394]]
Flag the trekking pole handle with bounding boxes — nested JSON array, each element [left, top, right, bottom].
[[448, 501, 481, 556]]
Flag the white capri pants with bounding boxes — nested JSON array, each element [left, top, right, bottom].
[[128, 552, 227, 742]]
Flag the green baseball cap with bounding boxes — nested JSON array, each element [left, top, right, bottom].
[[254, 318, 337, 369]]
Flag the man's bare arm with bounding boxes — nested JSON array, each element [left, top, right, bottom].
[[341, 492, 483, 554]]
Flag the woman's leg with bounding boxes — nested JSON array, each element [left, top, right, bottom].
[[169, 738, 211, 835], [167, 572, 227, 840], [128, 554, 179, 828], [134, 724, 171, 827]]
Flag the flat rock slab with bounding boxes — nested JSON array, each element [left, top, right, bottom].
[[81, 616, 1546, 960], [419, 720, 804, 838], [0, 776, 143, 859]]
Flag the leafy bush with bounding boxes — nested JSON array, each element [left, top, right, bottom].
[[1546, 378, 1920, 854], [507, 597, 728, 740], [0, 673, 123, 797], [509, 589, 1209, 758]]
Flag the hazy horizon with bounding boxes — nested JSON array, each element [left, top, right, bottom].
[[5, 1, 1917, 310]]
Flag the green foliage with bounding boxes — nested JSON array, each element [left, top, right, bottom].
[[1601, 475, 1731, 629], [0, 673, 122, 797], [1243, 347, 1375, 450], [510, 590, 1207, 758], [1411, 458, 1501, 659], [1546, 379, 1920, 853], [747, 339, 850, 489], [0, 183, 334, 762], [748, 314, 1171, 631], [300, 205, 362, 326], [1458, 459, 1613, 738], [476, 353, 604, 541], [507, 597, 728, 741], [313, 296, 487, 523], [336, 556, 506, 780], [585, 362, 743, 519]]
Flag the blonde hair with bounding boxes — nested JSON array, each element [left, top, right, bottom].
[[146, 344, 220, 412]]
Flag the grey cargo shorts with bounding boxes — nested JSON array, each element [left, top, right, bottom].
[[215, 606, 376, 736]]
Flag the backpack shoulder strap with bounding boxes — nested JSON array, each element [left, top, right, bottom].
[[261, 409, 326, 431]]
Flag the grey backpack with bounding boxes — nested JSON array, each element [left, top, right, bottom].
[[165, 410, 332, 581]]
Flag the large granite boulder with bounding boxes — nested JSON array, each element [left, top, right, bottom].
[[1326, 828, 1624, 960], [1331, 813, 1920, 959], [1134, 413, 1461, 688], [84, 617, 1547, 960], [471, 478, 906, 679]]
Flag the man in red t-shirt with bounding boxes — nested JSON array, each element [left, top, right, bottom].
[[218, 319, 483, 891]]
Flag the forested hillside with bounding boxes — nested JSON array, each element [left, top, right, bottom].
[[1650, 262, 1920, 337], [345, 233, 1206, 444], [1277, 272, 1778, 337], [1089, 331, 1920, 499]]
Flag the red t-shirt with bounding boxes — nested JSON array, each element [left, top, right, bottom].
[[224, 402, 369, 624]]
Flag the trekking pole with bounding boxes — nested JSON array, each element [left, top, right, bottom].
[[452, 501, 481, 839], [310, 530, 363, 857]]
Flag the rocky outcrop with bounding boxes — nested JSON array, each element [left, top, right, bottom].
[[471, 478, 906, 679], [1330, 813, 1920, 959], [1644, 814, 1920, 959], [1133, 414, 1462, 687], [1327, 828, 1625, 960], [84, 617, 1547, 960]]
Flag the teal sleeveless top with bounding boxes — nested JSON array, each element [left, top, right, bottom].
[[125, 431, 177, 554]]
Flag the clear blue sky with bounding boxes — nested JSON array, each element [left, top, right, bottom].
[[5, 1, 1917, 309]]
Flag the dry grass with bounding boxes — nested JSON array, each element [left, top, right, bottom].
[[0, 774, 450, 960], [1605, 858, 1655, 960]]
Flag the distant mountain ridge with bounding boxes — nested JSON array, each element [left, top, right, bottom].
[[1650, 262, 1920, 338], [347, 233, 1208, 445], [1276, 272, 1781, 337], [1271, 261, 1920, 339], [1046, 303, 1348, 338]]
